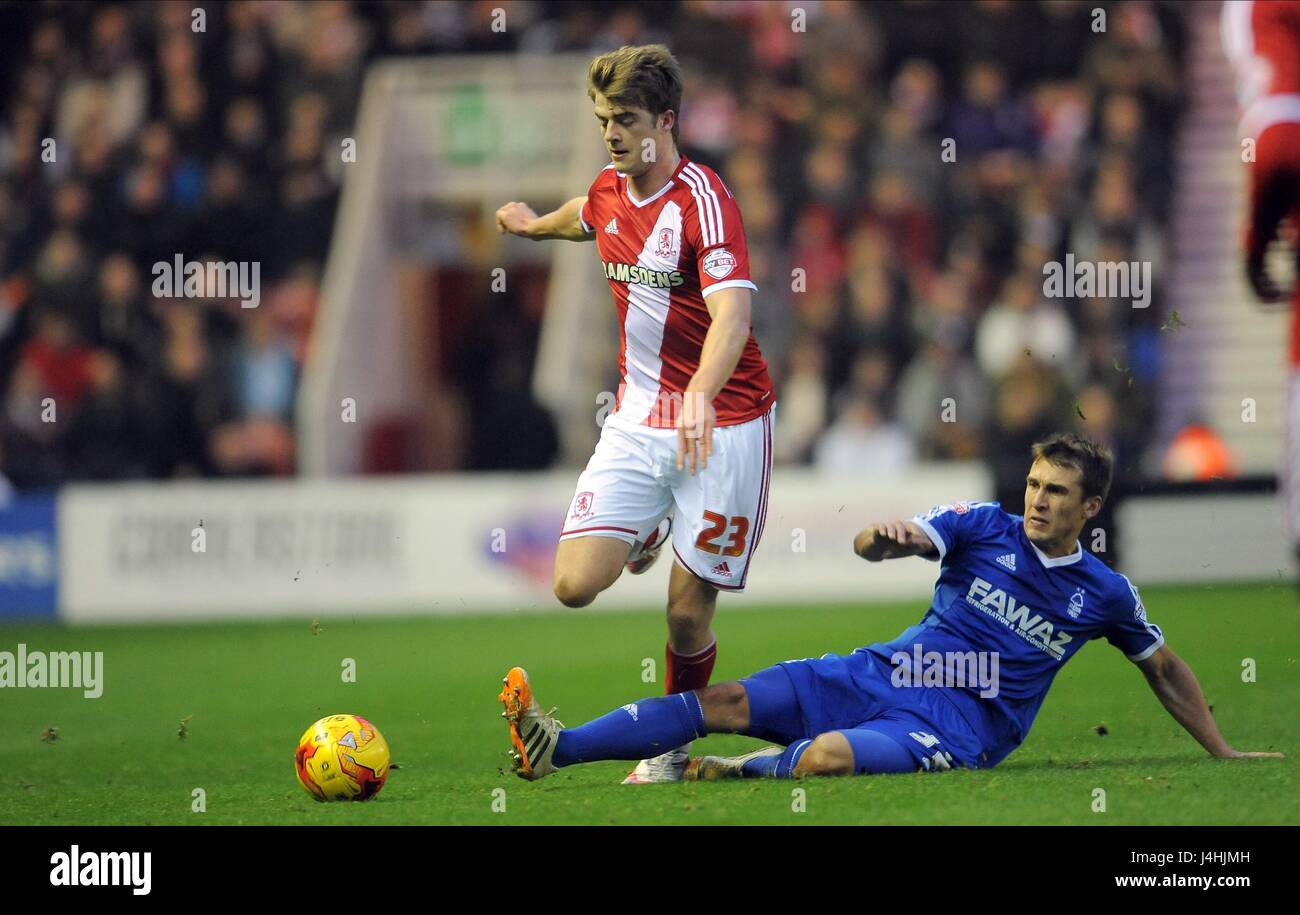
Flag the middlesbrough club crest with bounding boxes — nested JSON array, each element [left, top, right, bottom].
[[656, 228, 675, 259], [571, 491, 595, 521]]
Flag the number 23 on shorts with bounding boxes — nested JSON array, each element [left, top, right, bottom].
[[695, 511, 750, 557]]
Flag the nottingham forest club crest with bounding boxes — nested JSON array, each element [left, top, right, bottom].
[[571, 491, 595, 521], [1067, 587, 1085, 619]]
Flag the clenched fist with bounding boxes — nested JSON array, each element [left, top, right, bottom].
[[496, 201, 538, 237]]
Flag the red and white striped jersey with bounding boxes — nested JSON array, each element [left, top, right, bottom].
[[579, 155, 775, 428], [1222, 0, 1300, 137]]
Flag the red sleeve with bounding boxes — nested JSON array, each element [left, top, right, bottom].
[[580, 167, 613, 235], [1254, 0, 1300, 96], [680, 166, 757, 298]]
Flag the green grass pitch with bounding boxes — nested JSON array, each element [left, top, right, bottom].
[[1, 582, 1296, 825]]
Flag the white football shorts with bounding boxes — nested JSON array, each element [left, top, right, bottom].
[[560, 405, 775, 591]]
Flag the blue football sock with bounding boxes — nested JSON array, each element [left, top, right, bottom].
[[552, 692, 706, 768], [742, 738, 812, 778]]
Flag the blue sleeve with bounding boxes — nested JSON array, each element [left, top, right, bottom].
[[910, 501, 1002, 563], [1104, 575, 1164, 661]]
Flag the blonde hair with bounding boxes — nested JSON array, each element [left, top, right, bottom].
[[587, 44, 683, 147]]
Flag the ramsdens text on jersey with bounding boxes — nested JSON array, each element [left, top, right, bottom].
[[602, 260, 685, 287]]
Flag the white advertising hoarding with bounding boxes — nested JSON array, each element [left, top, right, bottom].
[[58, 466, 993, 622]]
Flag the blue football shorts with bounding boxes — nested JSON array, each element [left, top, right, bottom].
[[739, 648, 987, 772]]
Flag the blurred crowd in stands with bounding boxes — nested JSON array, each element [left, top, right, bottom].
[[0, 1, 1187, 509], [0, 1, 362, 486]]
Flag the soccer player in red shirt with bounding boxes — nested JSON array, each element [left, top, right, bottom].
[[1223, 0, 1300, 561], [495, 44, 776, 783]]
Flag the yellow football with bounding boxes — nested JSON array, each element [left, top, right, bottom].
[[294, 714, 391, 802]]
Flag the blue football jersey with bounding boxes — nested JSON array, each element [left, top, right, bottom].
[[864, 500, 1163, 767]]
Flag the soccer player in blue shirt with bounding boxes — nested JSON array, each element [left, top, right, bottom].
[[499, 433, 1283, 779]]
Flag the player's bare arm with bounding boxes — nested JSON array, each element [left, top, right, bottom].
[[677, 286, 751, 475], [495, 195, 593, 242], [1136, 644, 1284, 759], [853, 521, 937, 561]]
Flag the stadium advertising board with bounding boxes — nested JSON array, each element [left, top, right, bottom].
[[0, 493, 58, 620], [56, 468, 990, 622]]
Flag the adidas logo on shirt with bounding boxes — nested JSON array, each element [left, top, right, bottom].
[[604, 217, 619, 235], [710, 560, 732, 578], [996, 553, 1017, 572]]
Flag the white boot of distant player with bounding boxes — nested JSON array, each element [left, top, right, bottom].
[[626, 516, 672, 575], [622, 745, 690, 784]]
